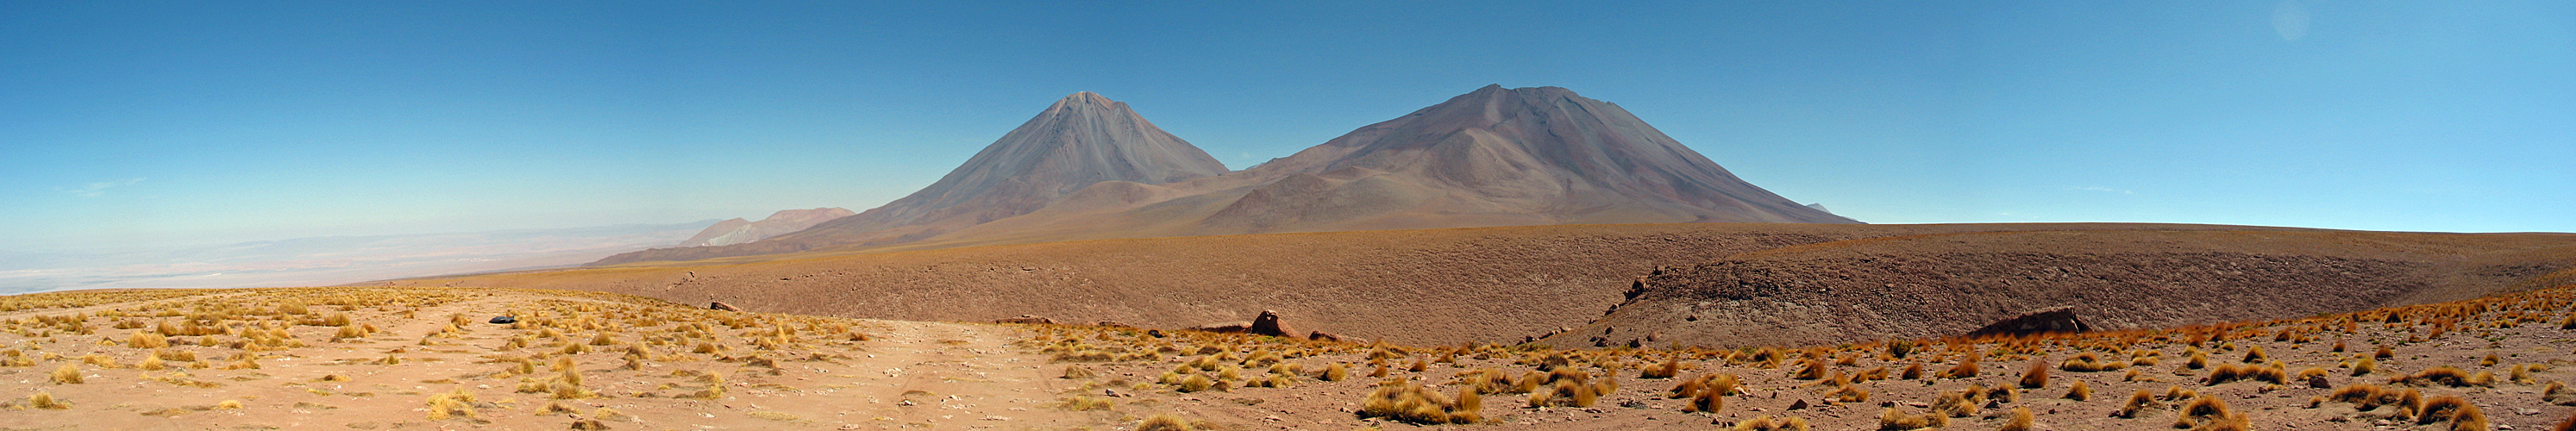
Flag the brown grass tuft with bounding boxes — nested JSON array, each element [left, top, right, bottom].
[[1642, 355, 1681, 379], [2117, 390, 2162, 418], [2175, 396, 2232, 428], [2019, 359, 2048, 389], [2394, 365, 2491, 387], [2418, 396, 2488, 430], [1137, 414, 1193, 431], [1877, 407, 1945, 430], [29, 391, 68, 409], [2547, 380, 2576, 405], [2065, 380, 2092, 401], [1941, 353, 1980, 379], [1999, 407, 2035, 431], [1734, 415, 1813, 431]]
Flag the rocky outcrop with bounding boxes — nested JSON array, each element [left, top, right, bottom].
[[1962, 306, 2091, 338], [1249, 309, 1289, 337]]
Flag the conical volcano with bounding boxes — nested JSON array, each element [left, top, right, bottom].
[[591, 91, 1228, 265], [1193, 84, 1855, 231], [919, 84, 1857, 244]]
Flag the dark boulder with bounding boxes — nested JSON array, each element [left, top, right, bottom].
[[487, 316, 517, 324], [1249, 309, 1290, 337], [709, 302, 742, 312]]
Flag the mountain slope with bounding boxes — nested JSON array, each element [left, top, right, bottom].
[[906, 85, 1858, 248], [674, 208, 855, 247], [1200, 84, 1854, 228], [592, 92, 1227, 265]]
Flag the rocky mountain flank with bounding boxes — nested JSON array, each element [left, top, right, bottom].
[[592, 91, 1229, 265], [594, 86, 1850, 265], [1545, 229, 2576, 348], [674, 207, 854, 247]]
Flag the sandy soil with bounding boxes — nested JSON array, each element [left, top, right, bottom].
[[8, 284, 2576, 430], [0, 288, 1129, 430]]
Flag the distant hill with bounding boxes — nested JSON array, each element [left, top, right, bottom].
[[591, 91, 1227, 265], [674, 208, 854, 247]]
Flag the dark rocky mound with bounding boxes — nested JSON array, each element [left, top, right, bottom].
[[1962, 306, 2091, 338]]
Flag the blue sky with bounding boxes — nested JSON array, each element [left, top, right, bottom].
[[4, 1, 2570, 251]]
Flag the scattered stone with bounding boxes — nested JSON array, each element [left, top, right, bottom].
[[1307, 331, 1342, 342], [2307, 375, 2331, 389], [487, 316, 517, 324], [709, 302, 742, 312], [1787, 399, 1810, 410]]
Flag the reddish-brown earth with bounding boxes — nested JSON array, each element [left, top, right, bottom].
[[1549, 229, 2576, 349], [385, 223, 2576, 351]]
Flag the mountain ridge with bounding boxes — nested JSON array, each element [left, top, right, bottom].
[[592, 85, 1852, 265]]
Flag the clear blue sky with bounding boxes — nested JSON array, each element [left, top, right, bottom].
[[4, 2, 2570, 251]]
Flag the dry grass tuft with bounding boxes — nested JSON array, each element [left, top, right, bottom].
[[2059, 352, 2128, 372], [2546, 380, 2576, 405], [1359, 380, 1478, 424], [1999, 407, 2035, 431], [29, 391, 69, 409], [1877, 407, 1946, 430], [2118, 390, 2163, 418], [1733, 415, 1812, 431], [2065, 379, 2092, 401], [2175, 396, 2242, 429], [50, 364, 81, 384], [1940, 353, 1980, 379], [2418, 396, 2488, 430], [2019, 359, 2048, 389], [1137, 414, 1194, 431], [2205, 363, 2286, 385], [2397, 365, 2493, 388], [1641, 355, 1682, 379]]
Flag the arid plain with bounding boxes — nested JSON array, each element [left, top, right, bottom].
[[3, 222, 2573, 430]]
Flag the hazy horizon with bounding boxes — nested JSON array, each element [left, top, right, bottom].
[[6, 2, 2571, 253]]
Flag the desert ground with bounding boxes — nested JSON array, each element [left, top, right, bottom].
[[379, 223, 2576, 348], [4, 284, 2576, 430], [5, 223, 2571, 430]]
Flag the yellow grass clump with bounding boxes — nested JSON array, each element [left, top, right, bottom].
[[1733, 415, 1812, 431], [29, 391, 69, 409], [50, 364, 81, 384], [1358, 380, 1479, 424]]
